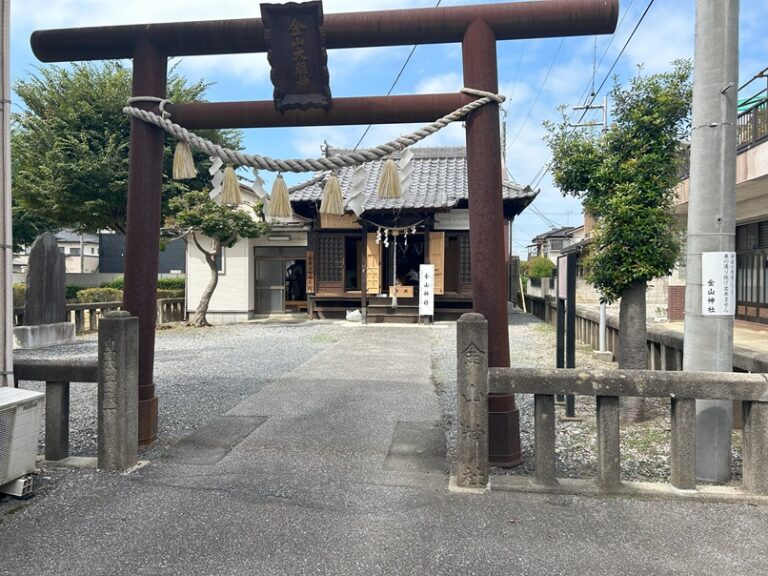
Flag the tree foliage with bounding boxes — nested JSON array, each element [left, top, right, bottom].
[[526, 256, 555, 279], [168, 191, 269, 326], [11, 62, 241, 241], [545, 61, 692, 303]]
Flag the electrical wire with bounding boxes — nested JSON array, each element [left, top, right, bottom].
[[525, 0, 656, 192], [507, 38, 564, 149], [503, 40, 527, 117], [353, 0, 443, 151], [573, 0, 655, 127]]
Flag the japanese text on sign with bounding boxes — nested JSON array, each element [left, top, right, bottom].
[[419, 264, 435, 316], [261, 1, 332, 111], [701, 251, 736, 316]]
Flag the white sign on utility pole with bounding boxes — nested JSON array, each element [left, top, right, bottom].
[[701, 251, 736, 316], [419, 264, 435, 316]]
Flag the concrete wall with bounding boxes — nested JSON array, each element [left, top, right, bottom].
[[736, 140, 768, 184], [571, 275, 672, 321]]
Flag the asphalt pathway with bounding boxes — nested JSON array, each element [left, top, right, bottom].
[[1, 324, 766, 576]]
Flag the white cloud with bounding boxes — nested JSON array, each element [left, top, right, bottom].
[[14, 0, 433, 29], [176, 54, 271, 88]]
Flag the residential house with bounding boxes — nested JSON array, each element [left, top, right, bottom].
[[527, 226, 581, 264], [14, 230, 99, 274], [672, 72, 768, 323], [185, 146, 537, 323]]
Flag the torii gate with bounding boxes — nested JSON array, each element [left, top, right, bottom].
[[31, 0, 617, 460]]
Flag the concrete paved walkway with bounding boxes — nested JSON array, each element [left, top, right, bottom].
[[2, 325, 767, 576]]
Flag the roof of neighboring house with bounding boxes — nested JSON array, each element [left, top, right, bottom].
[[530, 226, 577, 244], [561, 237, 593, 255], [290, 146, 538, 217], [55, 230, 99, 243]]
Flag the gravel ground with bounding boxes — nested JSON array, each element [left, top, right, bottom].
[[429, 310, 743, 484], [12, 312, 742, 486], [14, 320, 349, 460]]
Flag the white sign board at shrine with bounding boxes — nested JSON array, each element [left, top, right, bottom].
[[419, 264, 435, 316], [701, 251, 736, 316], [557, 256, 567, 300]]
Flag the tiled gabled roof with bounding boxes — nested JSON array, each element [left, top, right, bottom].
[[290, 146, 537, 213]]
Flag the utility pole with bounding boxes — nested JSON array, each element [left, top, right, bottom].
[[0, 0, 13, 387], [571, 96, 610, 359], [683, 0, 739, 482]]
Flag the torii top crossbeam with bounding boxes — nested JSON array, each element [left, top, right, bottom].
[[31, 1, 617, 453], [32, 1, 617, 60]]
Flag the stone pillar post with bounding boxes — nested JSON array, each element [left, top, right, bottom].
[[455, 313, 489, 491], [98, 311, 139, 471]]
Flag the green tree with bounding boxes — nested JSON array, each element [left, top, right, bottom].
[[11, 62, 241, 237], [545, 61, 692, 421], [526, 256, 555, 279], [168, 191, 269, 327]]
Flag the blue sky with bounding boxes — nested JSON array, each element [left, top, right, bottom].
[[9, 0, 768, 258]]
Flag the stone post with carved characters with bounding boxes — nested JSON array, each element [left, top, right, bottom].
[[98, 311, 139, 471], [456, 313, 489, 489]]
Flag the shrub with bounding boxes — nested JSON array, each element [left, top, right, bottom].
[[156, 289, 184, 299], [76, 287, 123, 303], [65, 285, 86, 302], [101, 277, 184, 291], [527, 256, 555, 279], [12, 284, 25, 308], [100, 277, 124, 289], [157, 277, 185, 290]]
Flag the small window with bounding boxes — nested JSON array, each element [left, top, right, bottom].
[[70, 247, 80, 256], [549, 239, 564, 251], [91, 247, 97, 255], [216, 245, 225, 274]]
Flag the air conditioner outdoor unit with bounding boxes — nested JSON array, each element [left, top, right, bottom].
[[0, 387, 45, 496]]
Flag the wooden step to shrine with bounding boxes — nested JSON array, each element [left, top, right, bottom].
[[366, 304, 421, 324]]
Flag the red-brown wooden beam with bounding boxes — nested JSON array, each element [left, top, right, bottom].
[[463, 18, 522, 467], [31, 0, 617, 61], [168, 93, 472, 130], [123, 39, 166, 446]]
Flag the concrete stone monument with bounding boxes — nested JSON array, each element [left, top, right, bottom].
[[98, 311, 139, 471], [451, 313, 490, 493], [13, 232, 76, 348]]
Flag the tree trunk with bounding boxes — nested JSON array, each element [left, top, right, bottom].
[[186, 237, 219, 327], [618, 279, 647, 422]]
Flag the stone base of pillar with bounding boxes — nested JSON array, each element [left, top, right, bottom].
[[593, 350, 614, 363], [488, 393, 523, 467], [138, 395, 158, 446], [13, 322, 75, 349]]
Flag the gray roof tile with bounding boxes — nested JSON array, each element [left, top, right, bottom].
[[290, 146, 537, 212]]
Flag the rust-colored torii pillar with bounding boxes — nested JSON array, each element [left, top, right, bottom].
[[31, 1, 617, 453]]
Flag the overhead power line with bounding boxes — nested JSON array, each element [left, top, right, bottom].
[[507, 37, 564, 150], [525, 0, 657, 191], [353, 0, 443, 150]]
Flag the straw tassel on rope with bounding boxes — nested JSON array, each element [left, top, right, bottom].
[[377, 158, 401, 199], [319, 173, 344, 215], [220, 165, 242, 205], [269, 174, 293, 218], [172, 141, 197, 180]]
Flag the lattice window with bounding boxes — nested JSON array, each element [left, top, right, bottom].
[[459, 236, 472, 284], [317, 235, 344, 283]]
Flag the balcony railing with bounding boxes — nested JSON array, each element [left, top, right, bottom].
[[737, 92, 768, 152], [677, 88, 767, 182]]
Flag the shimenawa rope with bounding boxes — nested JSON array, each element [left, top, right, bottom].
[[123, 88, 504, 174]]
